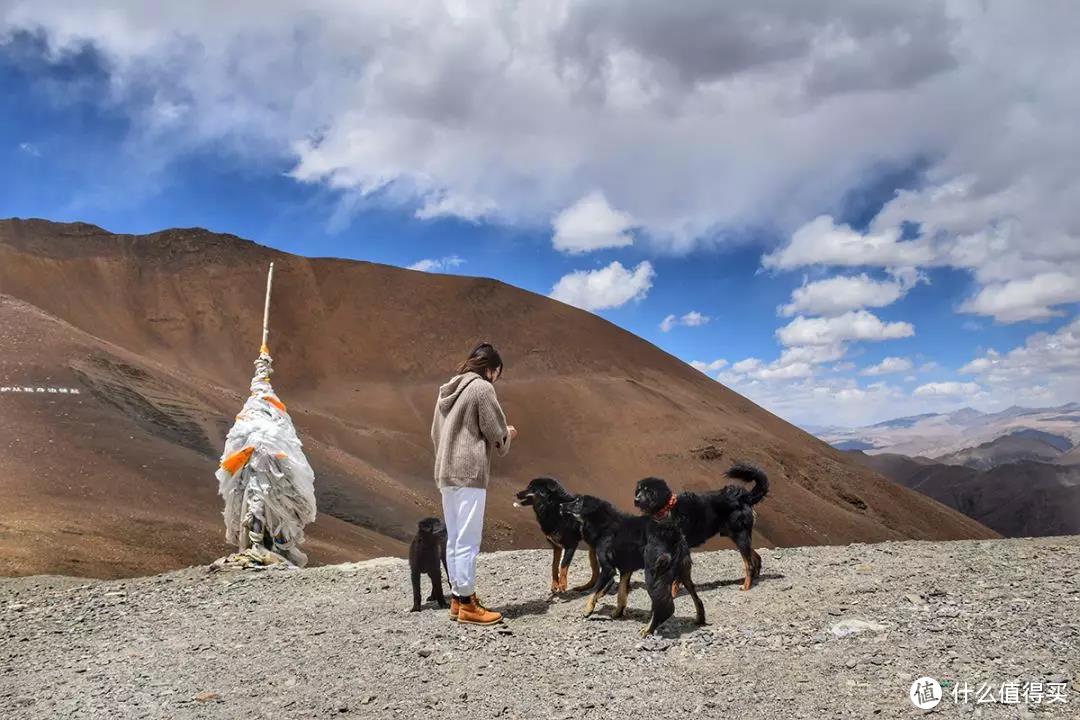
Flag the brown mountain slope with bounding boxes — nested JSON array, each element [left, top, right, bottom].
[[0, 218, 996, 578]]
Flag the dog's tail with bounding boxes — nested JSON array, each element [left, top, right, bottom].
[[726, 462, 769, 505]]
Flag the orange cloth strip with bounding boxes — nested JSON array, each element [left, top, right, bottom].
[[220, 446, 255, 474], [265, 395, 287, 413]]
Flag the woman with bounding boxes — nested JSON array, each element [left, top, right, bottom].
[[431, 342, 517, 625]]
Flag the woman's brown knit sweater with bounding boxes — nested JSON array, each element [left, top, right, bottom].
[[430, 372, 511, 489]]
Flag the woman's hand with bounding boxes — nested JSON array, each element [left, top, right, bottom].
[[508, 425, 518, 441]]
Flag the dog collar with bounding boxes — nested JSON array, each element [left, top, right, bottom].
[[654, 494, 678, 519]]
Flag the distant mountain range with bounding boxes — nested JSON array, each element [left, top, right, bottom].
[[818, 403, 1080, 460], [846, 450, 1080, 538], [823, 404, 1080, 538]]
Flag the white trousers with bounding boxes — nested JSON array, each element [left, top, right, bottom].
[[440, 487, 487, 598]]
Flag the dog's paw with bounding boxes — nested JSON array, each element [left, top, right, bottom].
[[409, 606, 421, 613], [611, 608, 624, 619], [639, 626, 653, 638]]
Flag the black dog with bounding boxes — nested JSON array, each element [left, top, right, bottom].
[[561, 495, 705, 635], [643, 517, 705, 636], [515, 477, 598, 594], [634, 462, 769, 592], [409, 517, 450, 612]]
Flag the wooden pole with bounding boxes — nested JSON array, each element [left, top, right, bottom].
[[260, 262, 274, 355]]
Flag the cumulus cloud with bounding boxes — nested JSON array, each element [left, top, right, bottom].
[[958, 318, 1080, 404], [549, 260, 654, 312], [778, 272, 919, 317], [860, 356, 913, 376], [777, 344, 847, 366], [776, 310, 914, 347], [552, 191, 635, 254], [660, 310, 709, 332], [764, 217, 933, 271], [775, 191, 1080, 323], [407, 255, 464, 273], [689, 358, 727, 374], [731, 358, 764, 374], [958, 272, 1080, 323], [913, 381, 982, 398]]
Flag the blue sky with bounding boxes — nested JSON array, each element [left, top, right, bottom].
[[2, 4, 1078, 429]]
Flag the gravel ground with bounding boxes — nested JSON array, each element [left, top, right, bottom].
[[2, 536, 1078, 719]]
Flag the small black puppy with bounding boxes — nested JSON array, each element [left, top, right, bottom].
[[515, 477, 598, 594], [561, 495, 705, 635], [409, 517, 450, 612], [634, 462, 769, 592]]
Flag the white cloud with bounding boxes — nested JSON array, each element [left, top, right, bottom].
[[958, 351, 998, 375], [860, 356, 913, 376], [690, 359, 727, 374], [552, 192, 635, 254], [913, 381, 982, 398], [407, 255, 464, 273], [958, 318, 1080, 405], [18, 141, 40, 157], [415, 193, 495, 222], [958, 272, 1080, 323], [775, 202, 1080, 324], [549, 260, 654, 312], [776, 310, 914, 347], [777, 344, 847, 366], [779, 272, 917, 317], [660, 310, 709, 332], [764, 216, 933, 271], [731, 358, 764, 374], [756, 362, 813, 380]]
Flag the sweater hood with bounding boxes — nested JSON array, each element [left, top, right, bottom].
[[437, 372, 483, 414]]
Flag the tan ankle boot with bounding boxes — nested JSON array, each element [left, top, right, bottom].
[[457, 594, 502, 625], [449, 596, 460, 620]]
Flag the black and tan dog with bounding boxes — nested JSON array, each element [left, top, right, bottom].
[[561, 494, 705, 636], [409, 517, 450, 612], [642, 516, 705, 636], [515, 477, 598, 594], [634, 462, 769, 592]]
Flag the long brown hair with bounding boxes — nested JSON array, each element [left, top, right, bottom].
[[457, 342, 504, 380]]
